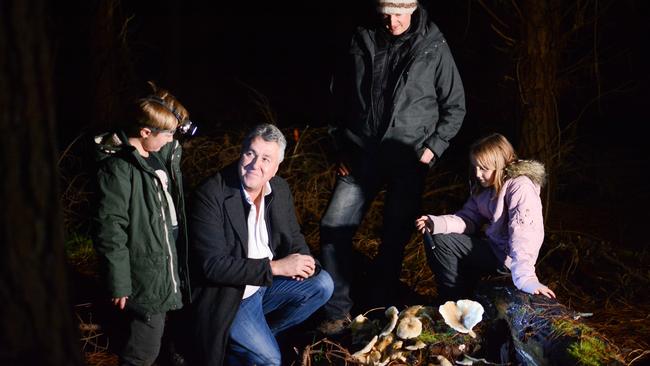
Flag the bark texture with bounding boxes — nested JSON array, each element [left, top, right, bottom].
[[0, 1, 83, 365]]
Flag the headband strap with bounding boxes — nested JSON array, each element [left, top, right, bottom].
[[141, 96, 183, 123]]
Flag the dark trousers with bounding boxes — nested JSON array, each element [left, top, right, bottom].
[[320, 156, 428, 319], [119, 312, 166, 366], [424, 233, 502, 302]]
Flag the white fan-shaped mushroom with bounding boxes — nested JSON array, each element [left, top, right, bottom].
[[380, 306, 399, 336], [457, 299, 484, 330], [438, 299, 484, 338], [396, 316, 422, 339]]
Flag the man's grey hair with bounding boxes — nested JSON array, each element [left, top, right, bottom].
[[241, 123, 287, 162]]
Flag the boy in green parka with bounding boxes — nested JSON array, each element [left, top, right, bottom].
[[92, 82, 193, 365]]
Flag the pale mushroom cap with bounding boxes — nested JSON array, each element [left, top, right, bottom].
[[400, 305, 423, 318], [369, 349, 382, 363], [396, 316, 423, 339], [350, 314, 368, 332], [385, 306, 399, 317], [438, 300, 484, 336], [436, 355, 454, 366], [457, 299, 485, 330], [390, 351, 407, 362], [405, 340, 427, 351], [380, 311, 399, 336]]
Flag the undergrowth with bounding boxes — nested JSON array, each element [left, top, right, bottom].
[[61, 126, 650, 365]]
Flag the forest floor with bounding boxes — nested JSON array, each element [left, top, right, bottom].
[[64, 128, 650, 365]]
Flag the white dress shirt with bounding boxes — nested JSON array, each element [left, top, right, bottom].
[[242, 182, 274, 299]]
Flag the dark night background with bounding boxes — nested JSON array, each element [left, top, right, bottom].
[[51, 0, 650, 249], [2, 1, 650, 364]]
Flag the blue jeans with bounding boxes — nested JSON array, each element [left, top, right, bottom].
[[320, 157, 428, 319], [226, 270, 333, 366]]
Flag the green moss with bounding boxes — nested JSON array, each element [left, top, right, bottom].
[[568, 337, 608, 366], [552, 318, 612, 366], [551, 318, 591, 338], [418, 329, 471, 345], [418, 330, 445, 344]]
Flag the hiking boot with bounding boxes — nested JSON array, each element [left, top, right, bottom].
[[316, 318, 349, 336]]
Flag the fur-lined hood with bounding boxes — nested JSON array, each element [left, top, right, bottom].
[[93, 131, 132, 161], [505, 160, 546, 187]]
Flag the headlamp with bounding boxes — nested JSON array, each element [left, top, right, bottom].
[[141, 96, 198, 136], [178, 119, 197, 136]]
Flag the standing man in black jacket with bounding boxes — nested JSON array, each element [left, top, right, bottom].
[[188, 124, 333, 366], [318, 0, 466, 334]]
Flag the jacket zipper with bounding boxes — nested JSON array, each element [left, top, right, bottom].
[[154, 179, 178, 294]]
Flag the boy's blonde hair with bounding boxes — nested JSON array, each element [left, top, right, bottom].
[[469, 133, 518, 195], [136, 81, 189, 131]]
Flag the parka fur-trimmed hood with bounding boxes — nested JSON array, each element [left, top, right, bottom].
[[94, 131, 130, 160], [505, 160, 546, 187]]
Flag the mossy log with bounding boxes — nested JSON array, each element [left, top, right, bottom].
[[475, 283, 625, 366]]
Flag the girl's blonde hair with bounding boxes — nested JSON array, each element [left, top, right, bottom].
[[469, 133, 518, 195], [136, 81, 189, 131]]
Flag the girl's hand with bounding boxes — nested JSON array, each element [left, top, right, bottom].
[[533, 285, 556, 299], [415, 215, 434, 234]]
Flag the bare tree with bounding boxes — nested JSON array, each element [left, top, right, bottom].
[[91, 0, 137, 130], [476, 0, 606, 211], [0, 1, 83, 365]]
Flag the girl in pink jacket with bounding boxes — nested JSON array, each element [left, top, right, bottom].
[[416, 133, 555, 301]]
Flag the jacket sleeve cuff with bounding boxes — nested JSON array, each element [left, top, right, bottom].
[[428, 215, 448, 234], [424, 137, 449, 159], [517, 278, 543, 294]]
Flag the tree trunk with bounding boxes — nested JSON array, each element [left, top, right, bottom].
[[0, 1, 83, 365], [91, 0, 137, 130], [517, 0, 560, 165], [517, 0, 561, 211]]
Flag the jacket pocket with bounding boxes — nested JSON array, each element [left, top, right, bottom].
[[130, 254, 168, 304]]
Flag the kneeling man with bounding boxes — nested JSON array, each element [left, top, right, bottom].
[[189, 124, 333, 366]]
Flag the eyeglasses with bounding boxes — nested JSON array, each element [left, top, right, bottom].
[[145, 120, 197, 136], [148, 127, 176, 135]]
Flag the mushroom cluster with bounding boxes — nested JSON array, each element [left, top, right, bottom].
[[347, 300, 484, 365], [351, 305, 437, 365]]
